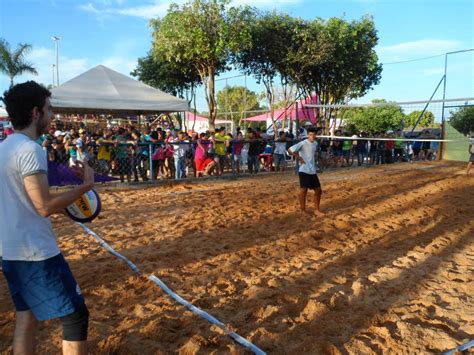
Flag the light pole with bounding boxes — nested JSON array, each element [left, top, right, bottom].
[[52, 64, 55, 87], [51, 36, 61, 86]]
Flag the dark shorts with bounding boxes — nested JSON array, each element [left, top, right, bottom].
[[333, 149, 343, 157], [470, 153, 474, 162], [342, 149, 350, 157], [299, 172, 321, 190], [2, 253, 85, 321]]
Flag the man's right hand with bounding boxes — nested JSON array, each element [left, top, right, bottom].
[[82, 162, 95, 189], [72, 161, 95, 189]]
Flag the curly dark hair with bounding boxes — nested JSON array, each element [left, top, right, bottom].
[[3, 81, 51, 130]]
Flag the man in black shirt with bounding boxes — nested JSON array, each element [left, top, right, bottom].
[[247, 131, 261, 174]]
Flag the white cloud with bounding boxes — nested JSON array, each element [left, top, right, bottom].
[[422, 68, 444, 77], [79, 0, 303, 20], [101, 57, 138, 75], [378, 39, 461, 61], [0, 46, 138, 94], [232, 0, 302, 5], [78, 3, 101, 14], [11, 47, 89, 88], [79, 0, 179, 19]]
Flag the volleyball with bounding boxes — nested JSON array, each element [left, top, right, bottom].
[[65, 189, 101, 223]]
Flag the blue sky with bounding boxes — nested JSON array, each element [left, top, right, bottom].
[[1, 0, 473, 113]]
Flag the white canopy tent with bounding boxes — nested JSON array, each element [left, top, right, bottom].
[[184, 112, 233, 132], [51, 65, 189, 114]]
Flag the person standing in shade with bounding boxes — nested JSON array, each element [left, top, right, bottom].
[[247, 130, 261, 174], [355, 132, 368, 166], [393, 131, 405, 162], [172, 131, 190, 180], [376, 132, 387, 165], [341, 134, 352, 167], [214, 127, 230, 176], [288, 127, 324, 215], [273, 131, 289, 172]]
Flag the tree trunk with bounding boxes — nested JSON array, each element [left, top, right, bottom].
[[264, 78, 277, 138], [197, 65, 215, 132], [281, 79, 291, 132], [208, 67, 217, 132], [192, 86, 197, 132]]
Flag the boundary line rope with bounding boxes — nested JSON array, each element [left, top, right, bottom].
[[443, 339, 474, 355], [75, 222, 266, 355]]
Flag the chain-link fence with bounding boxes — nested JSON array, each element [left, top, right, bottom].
[[43, 134, 449, 187]]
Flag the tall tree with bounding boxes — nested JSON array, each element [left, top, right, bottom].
[[232, 11, 301, 136], [131, 52, 201, 99], [216, 85, 262, 124], [448, 106, 474, 135], [404, 110, 435, 128], [0, 38, 38, 87], [151, 0, 251, 130], [284, 16, 382, 132], [342, 99, 405, 134]]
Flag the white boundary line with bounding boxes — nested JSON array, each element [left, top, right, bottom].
[[75, 222, 266, 355]]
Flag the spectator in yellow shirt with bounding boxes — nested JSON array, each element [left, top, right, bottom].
[[96, 130, 114, 175], [214, 127, 230, 175]]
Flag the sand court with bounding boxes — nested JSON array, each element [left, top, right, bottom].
[[1, 161, 473, 354]]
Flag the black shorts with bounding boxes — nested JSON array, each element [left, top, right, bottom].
[[299, 172, 321, 189]]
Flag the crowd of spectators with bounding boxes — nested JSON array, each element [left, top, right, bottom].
[[34, 122, 294, 183], [0, 119, 441, 185]]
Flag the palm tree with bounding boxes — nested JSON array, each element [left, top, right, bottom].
[[0, 38, 38, 87]]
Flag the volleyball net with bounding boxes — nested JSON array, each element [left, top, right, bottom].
[[33, 97, 473, 187]]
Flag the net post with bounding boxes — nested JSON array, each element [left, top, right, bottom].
[[440, 53, 448, 160]]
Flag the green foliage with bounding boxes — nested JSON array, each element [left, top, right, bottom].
[[216, 85, 262, 122], [341, 100, 405, 134], [448, 106, 474, 135], [151, 0, 252, 128], [404, 110, 435, 128], [284, 15, 382, 131], [131, 52, 201, 99], [0, 38, 38, 87], [232, 11, 299, 88], [146, 4, 382, 133]]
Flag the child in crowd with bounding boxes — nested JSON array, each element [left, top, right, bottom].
[[233, 132, 244, 174], [273, 131, 289, 172], [195, 132, 216, 177]]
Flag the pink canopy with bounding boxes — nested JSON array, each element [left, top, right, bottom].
[[185, 112, 231, 124], [243, 94, 318, 123]]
